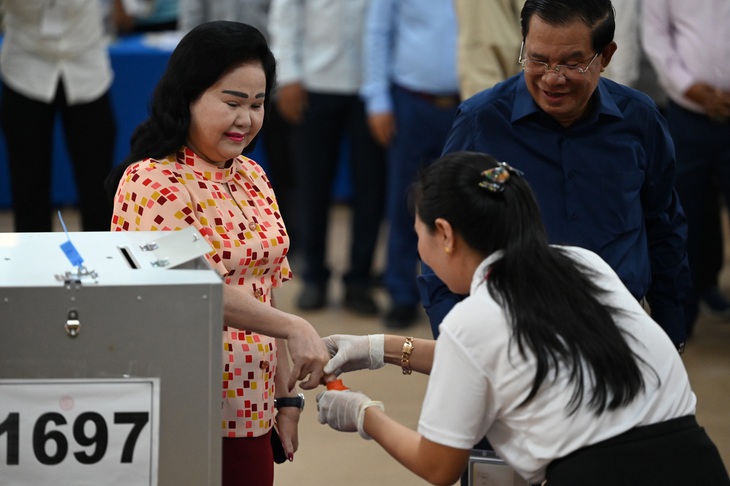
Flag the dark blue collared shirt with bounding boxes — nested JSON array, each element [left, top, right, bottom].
[[417, 74, 690, 347]]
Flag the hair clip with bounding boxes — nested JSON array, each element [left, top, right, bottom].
[[478, 162, 523, 193]]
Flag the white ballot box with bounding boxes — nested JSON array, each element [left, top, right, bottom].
[[0, 228, 223, 485]]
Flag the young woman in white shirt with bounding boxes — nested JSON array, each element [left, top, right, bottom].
[[316, 151, 730, 486]]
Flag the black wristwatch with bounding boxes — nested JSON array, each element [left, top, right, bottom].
[[274, 393, 305, 411]]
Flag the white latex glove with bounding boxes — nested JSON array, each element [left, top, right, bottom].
[[322, 334, 385, 376], [316, 390, 384, 440]]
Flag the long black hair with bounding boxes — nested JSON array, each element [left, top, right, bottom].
[[104, 20, 277, 201], [520, 0, 616, 54], [411, 152, 646, 414]]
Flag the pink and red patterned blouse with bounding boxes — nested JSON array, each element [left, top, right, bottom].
[[111, 146, 291, 438]]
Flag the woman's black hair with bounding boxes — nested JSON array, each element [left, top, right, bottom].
[[104, 20, 277, 201], [411, 151, 647, 414], [520, 0, 616, 54]]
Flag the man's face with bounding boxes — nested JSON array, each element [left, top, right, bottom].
[[522, 16, 613, 127]]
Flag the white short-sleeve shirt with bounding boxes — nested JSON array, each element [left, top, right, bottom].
[[417, 246, 696, 484]]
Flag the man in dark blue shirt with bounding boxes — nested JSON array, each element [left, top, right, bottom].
[[418, 0, 690, 351]]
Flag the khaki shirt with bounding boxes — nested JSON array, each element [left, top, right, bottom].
[[454, 0, 524, 99]]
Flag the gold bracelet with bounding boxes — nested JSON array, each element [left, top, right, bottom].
[[401, 336, 414, 375]]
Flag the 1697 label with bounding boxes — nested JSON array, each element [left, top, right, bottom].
[[0, 379, 160, 485]]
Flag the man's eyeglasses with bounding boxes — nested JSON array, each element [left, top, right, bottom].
[[518, 42, 600, 80]]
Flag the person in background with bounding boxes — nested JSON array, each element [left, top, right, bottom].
[[105, 21, 330, 486], [601, 0, 640, 87], [316, 151, 730, 486], [178, 0, 269, 34], [178, 0, 300, 261], [642, 0, 730, 336], [362, 0, 460, 329], [418, 0, 691, 352], [453, 0, 524, 100], [0, 0, 116, 232], [269, 0, 386, 316], [112, 0, 178, 34]]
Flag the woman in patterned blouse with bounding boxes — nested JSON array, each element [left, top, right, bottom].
[[106, 21, 330, 486]]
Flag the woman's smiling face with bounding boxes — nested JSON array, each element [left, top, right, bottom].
[[187, 61, 266, 167]]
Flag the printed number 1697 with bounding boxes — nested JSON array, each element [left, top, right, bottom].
[[0, 411, 149, 465]]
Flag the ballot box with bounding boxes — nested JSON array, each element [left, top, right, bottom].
[[0, 228, 223, 485]]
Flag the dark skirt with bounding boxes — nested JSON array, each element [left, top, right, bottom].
[[222, 430, 274, 486], [544, 415, 729, 485]]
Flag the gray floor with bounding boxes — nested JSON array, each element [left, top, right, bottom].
[[2, 206, 728, 485]]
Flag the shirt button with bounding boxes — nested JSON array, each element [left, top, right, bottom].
[[249, 222, 257, 231], [259, 360, 269, 370], [260, 258, 269, 265], [567, 171, 575, 179], [254, 288, 264, 299], [571, 213, 579, 220]]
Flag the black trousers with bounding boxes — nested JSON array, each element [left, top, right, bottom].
[[545, 415, 729, 485], [0, 81, 116, 232], [291, 92, 386, 286], [666, 101, 730, 335]]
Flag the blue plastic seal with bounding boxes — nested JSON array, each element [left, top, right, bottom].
[[58, 210, 84, 267]]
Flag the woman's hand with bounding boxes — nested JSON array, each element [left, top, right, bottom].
[[223, 287, 330, 391], [316, 389, 384, 440], [323, 334, 385, 376], [285, 316, 331, 390], [274, 407, 300, 462]]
